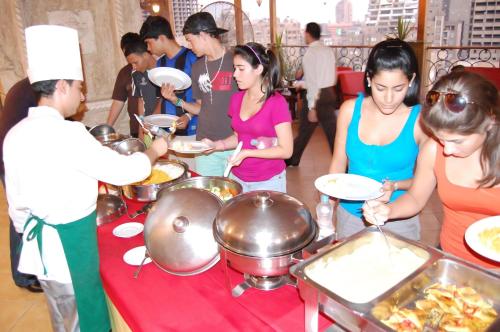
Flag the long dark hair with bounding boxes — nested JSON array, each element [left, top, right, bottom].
[[364, 39, 420, 106], [234, 42, 280, 101], [422, 71, 499, 187]]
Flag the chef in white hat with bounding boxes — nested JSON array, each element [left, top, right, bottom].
[[3, 25, 169, 332]]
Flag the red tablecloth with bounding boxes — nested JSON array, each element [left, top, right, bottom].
[[97, 198, 333, 331]]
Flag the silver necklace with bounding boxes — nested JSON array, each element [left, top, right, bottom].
[[198, 50, 225, 104]]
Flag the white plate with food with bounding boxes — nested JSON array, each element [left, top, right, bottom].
[[314, 173, 383, 201], [170, 140, 211, 154], [465, 215, 500, 262], [123, 246, 152, 266], [113, 222, 144, 238], [143, 114, 179, 129], [147, 67, 191, 90]]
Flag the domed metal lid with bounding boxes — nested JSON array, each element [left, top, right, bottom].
[[213, 191, 316, 258], [144, 188, 222, 276]]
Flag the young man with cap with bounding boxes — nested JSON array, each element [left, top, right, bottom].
[[125, 39, 161, 119], [106, 32, 141, 137], [3, 25, 169, 331], [140, 15, 198, 136], [162, 12, 238, 176]]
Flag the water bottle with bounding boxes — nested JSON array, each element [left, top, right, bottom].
[[316, 194, 335, 240], [250, 136, 278, 149]]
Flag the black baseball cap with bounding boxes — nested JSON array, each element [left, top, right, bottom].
[[182, 12, 228, 35]]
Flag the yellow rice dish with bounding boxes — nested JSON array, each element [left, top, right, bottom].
[[479, 227, 500, 254], [135, 169, 172, 185]]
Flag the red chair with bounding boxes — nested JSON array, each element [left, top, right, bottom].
[[463, 67, 500, 91], [336, 66, 353, 74], [338, 71, 365, 102]]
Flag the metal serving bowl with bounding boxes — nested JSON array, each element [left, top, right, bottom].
[[95, 132, 128, 146], [89, 124, 115, 137], [112, 138, 146, 155], [158, 176, 242, 202], [96, 194, 126, 226], [122, 159, 189, 202]]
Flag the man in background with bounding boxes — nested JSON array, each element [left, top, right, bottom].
[[286, 22, 337, 166], [106, 32, 141, 137], [140, 15, 199, 136], [0, 78, 41, 292]]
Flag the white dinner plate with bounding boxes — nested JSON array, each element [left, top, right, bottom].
[[112, 222, 144, 238], [147, 67, 192, 90], [170, 140, 211, 154], [314, 173, 383, 201], [465, 215, 500, 262], [144, 114, 179, 128], [123, 246, 152, 266]]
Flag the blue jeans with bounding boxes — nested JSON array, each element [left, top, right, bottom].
[[231, 170, 287, 193], [195, 150, 234, 176]]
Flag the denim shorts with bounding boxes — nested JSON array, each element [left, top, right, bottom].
[[195, 150, 234, 176], [230, 170, 287, 193]]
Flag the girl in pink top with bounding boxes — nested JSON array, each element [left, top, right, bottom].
[[203, 42, 293, 192]]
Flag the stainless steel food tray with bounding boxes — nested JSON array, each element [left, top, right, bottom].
[[290, 227, 500, 332]]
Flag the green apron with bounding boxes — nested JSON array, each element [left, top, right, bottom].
[[25, 211, 110, 332]]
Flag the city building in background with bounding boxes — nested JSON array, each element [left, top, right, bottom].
[[336, 0, 353, 24], [365, 0, 418, 42]]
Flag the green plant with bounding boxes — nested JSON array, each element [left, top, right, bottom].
[[387, 16, 414, 41], [274, 32, 286, 79]]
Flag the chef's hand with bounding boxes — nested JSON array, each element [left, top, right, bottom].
[[362, 200, 389, 226], [308, 108, 318, 123], [227, 149, 249, 167], [161, 83, 177, 103], [175, 114, 189, 129]]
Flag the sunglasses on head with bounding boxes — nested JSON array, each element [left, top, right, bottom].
[[425, 90, 476, 112]]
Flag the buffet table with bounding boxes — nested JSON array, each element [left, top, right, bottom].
[[97, 198, 333, 331]]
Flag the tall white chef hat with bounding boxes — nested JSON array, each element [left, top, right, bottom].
[[26, 25, 83, 84]]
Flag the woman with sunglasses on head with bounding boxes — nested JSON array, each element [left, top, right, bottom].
[[329, 39, 428, 240], [202, 42, 293, 192], [363, 71, 500, 269]]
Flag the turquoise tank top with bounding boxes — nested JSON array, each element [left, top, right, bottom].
[[340, 93, 421, 218]]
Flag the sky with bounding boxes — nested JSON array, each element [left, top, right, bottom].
[[198, 0, 370, 26]]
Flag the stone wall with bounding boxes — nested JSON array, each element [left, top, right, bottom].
[[0, 0, 143, 133]]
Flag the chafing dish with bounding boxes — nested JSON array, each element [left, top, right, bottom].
[[214, 191, 316, 296], [290, 227, 500, 331]]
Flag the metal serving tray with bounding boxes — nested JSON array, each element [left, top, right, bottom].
[[290, 227, 500, 332], [368, 257, 500, 331], [290, 227, 441, 332]]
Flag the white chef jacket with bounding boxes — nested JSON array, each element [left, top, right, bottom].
[[3, 106, 151, 283], [302, 40, 337, 109]]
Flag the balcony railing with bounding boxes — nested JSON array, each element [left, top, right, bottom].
[[280, 45, 500, 89]]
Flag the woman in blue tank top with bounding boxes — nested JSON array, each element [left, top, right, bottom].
[[329, 39, 428, 240]]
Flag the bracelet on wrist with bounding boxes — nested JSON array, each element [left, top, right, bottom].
[[175, 98, 183, 107], [185, 112, 192, 120], [393, 181, 399, 191]]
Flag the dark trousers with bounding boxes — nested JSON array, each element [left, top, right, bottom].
[[288, 87, 337, 165], [1, 173, 38, 287]]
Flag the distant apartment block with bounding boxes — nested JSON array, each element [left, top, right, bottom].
[[365, 0, 418, 41]]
